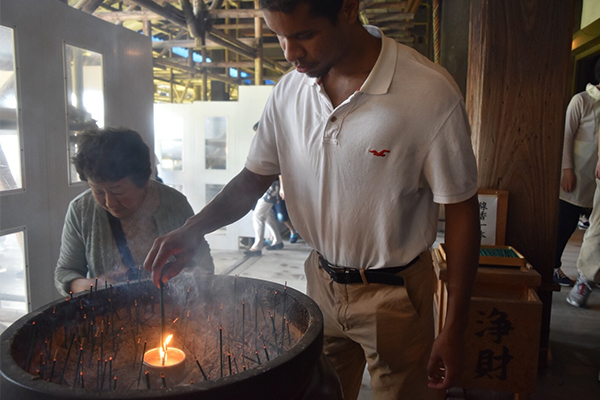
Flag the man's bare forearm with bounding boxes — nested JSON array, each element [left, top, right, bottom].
[[185, 168, 278, 238], [443, 194, 481, 333]]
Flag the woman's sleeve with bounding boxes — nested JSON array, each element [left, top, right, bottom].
[[562, 95, 583, 170], [54, 201, 89, 296]]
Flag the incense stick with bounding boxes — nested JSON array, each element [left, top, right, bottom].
[[137, 341, 147, 389], [195, 357, 208, 381], [159, 270, 167, 366]]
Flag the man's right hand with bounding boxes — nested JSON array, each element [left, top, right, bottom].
[[144, 168, 278, 288], [561, 168, 576, 192], [144, 221, 203, 288]]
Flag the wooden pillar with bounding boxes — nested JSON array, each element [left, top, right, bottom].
[[466, 0, 574, 367], [143, 20, 151, 37], [201, 47, 208, 101], [254, 0, 263, 85]]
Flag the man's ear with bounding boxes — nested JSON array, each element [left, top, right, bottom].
[[340, 0, 360, 24]]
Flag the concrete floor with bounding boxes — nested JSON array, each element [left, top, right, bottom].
[[212, 230, 600, 400]]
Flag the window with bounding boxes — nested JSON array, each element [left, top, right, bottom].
[[160, 139, 183, 171], [155, 114, 183, 172], [205, 116, 227, 170], [0, 26, 23, 192], [65, 44, 104, 184], [0, 229, 28, 329]]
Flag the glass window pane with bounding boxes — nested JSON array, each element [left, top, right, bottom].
[[160, 139, 183, 171], [0, 25, 23, 192], [65, 44, 104, 184], [205, 116, 227, 170], [0, 230, 28, 332], [155, 114, 183, 172]]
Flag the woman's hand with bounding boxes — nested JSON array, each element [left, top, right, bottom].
[[70, 278, 97, 294]]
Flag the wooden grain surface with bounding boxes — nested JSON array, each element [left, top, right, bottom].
[[466, 0, 575, 365]]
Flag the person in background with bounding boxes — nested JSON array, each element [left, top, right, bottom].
[[145, 1, 480, 399], [554, 59, 600, 286], [54, 127, 213, 296], [245, 178, 285, 256], [567, 126, 600, 307], [277, 175, 299, 243]]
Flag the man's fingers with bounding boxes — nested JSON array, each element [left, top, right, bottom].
[[162, 261, 186, 283], [145, 236, 178, 277], [144, 245, 157, 272], [151, 255, 190, 288], [427, 358, 452, 389]]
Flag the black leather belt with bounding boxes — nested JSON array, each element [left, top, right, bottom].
[[317, 254, 419, 286]]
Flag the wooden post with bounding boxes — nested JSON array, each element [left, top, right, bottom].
[[254, 0, 263, 85], [143, 20, 151, 37], [466, 0, 574, 368]]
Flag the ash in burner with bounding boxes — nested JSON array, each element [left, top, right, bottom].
[[5, 275, 315, 397]]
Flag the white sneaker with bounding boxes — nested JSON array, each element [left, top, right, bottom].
[[566, 272, 593, 307]]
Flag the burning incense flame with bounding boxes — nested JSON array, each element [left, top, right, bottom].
[[159, 334, 173, 365]]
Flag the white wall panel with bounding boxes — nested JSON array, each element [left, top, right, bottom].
[[0, 0, 154, 309]]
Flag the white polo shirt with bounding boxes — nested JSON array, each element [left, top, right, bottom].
[[246, 27, 477, 269]]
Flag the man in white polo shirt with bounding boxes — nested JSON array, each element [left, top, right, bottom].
[[145, 0, 480, 399]]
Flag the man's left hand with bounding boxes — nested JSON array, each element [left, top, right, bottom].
[[426, 324, 465, 389]]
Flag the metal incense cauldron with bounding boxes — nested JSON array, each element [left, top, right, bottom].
[[0, 275, 342, 399]]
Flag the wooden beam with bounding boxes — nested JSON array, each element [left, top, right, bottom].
[[406, 0, 422, 14], [365, 12, 415, 23], [151, 37, 256, 49], [129, 0, 186, 26], [129, 0, 259, 63], [365, 1, 409, 10], [76, 0, 105, 14], [363, 11, 414, 21], [94, 8, 263, 22], [371, 20, 414, 28], [213, 22, 268, 30], [180, 0, 201, 39], [151, 39, 287, 74], [153, 57, 240, 85], [73, 0, 91, 10], [154, 76, 186, 86], [155, 60, 255, 68]]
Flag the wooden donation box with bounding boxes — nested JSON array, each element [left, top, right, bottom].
[[432, 244, 542, 396]]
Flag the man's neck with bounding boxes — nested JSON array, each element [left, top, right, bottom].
[[321, 27, 382, 108], [328, 26, 382, 80]]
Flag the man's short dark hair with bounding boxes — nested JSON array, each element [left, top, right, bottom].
[[259, 0, 344, 24], [73, 127, 152, 187], [595, 58, 600, 83]]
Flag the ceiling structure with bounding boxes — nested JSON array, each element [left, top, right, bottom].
[[67, 0, 429, 102]]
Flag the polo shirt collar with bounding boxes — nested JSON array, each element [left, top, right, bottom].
[[305, 25, 397, 95]]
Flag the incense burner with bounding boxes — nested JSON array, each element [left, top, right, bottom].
[[1, 275, 340, 399]]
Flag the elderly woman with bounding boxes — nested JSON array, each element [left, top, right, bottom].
[[54, 127, 213, 296]]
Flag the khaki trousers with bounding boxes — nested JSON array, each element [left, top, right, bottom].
[[578, 178, 600, 282], [305, 250, 437, 400]]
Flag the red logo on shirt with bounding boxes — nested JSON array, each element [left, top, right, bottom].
[[369, 149, 390, 157]]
